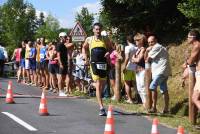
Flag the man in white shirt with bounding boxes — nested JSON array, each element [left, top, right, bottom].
[[145, 35, 171, 113], [0, 42, 8, 77]]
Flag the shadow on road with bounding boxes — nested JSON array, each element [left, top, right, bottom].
[[113, 109, 174, 118]]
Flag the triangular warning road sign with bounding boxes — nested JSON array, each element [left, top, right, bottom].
[[70, 22, 87, 37]]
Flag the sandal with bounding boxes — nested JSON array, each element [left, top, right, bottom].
[[148, 108, 157, 113], [161, 109, 169, 114]]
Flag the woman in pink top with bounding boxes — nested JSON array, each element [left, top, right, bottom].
[[109, 43, 122, 100], [47, 42, 59, 93], [11, 47, 22, 82]]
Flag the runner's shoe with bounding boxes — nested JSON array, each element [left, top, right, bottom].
[[99, 108, 107, 116]]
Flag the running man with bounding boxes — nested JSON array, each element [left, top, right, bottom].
[[82, 23, 112, 116]]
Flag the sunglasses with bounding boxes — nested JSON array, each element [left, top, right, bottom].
[[134, 39, 141, 41]]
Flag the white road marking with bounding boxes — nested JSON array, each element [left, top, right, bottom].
[[2, 112, 38, 131]]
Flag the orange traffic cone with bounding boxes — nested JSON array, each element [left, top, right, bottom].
[[177, 126, 184, 134], [5, 81, 15, 104], [104, 105, 115, 134], [38, 91, 49, 116], [151, 118, 159, 134]]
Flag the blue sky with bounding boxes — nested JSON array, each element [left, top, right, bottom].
[[0, 0, 101, 28]]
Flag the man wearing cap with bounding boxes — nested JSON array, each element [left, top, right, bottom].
[[57, 32, 74, 96]]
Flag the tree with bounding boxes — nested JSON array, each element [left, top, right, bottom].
[[0, 0, 37, 54], [35, 14, 60, 42], [37, 12, 45, 28], [178, 0, 200, 28], [100, 0, 188, 40], [75, 7, 94, 36]]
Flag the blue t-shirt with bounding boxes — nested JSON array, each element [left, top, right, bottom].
[[40, 46, 47, 62], [30, 48, 36, 59]]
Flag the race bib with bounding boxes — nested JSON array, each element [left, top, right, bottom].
[[96, 63, 107, 70], [40, 53, 45, 59]]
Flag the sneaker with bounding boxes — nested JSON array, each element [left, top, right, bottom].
[[53, 89, 58, 93], [99, 108, 107, 116], [49, 88, 53, 92], [148, 108, 157, 113], [59, 91, 67, 97], [32, 83, 37, 87], [17, 79, 21, 83], [126, 99, 133, 104], [111, 96, 116, 101], [161, 109, 169, 114]]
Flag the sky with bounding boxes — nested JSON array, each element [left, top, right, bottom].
[[0, 0, 102, 28]]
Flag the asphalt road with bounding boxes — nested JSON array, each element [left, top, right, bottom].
[[0, 78, 178, 134]]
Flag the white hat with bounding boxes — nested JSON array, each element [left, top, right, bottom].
[[59, 32, 67, 37], [101, 30, 107, 36]]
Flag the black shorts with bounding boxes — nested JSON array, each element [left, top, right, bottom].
[[68, 59, 73, 75], [15, 61, 20, 69], [40, 60, 48, 70], [48, 64, 58, 74], [36, 62, 41, 69], [58, 66, 68, 75]]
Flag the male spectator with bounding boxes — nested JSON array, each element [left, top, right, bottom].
[[35, 38, 42, 86], [40, 37, 49, 90], [182, 30, 200, 110], [145, 35, 171, 113], [82, 23, 112, 116], [20, 40, 27, 83], [25, 41, 31, 84], [65, 35, 74, 95], [29, 41, 37, 85], [57, 32, 68, 96], [0, 42, 8, 77]]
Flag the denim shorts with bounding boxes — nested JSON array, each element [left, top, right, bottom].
[[20, 59, 25, 68], [149, 75, 168, 93]]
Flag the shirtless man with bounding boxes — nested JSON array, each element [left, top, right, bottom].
[[183, 30, 200, 110], [65, 35, 74, 95]]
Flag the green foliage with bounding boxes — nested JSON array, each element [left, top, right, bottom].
[[35, 14, 60, 42], [178, 0, 200, 28], [75, 7, 94, 36], [58, 28, 71, 35], [100, 0, 188, 41], [36, 12, 45, 28], [0, 0, 37, 55]]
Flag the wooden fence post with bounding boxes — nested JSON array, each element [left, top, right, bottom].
[[188, 66, 197, 124], [145, 62, 152, 109]]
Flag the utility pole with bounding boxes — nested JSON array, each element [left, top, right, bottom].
[[188, 66, 197, 124], [145, 62, 152, 109]]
